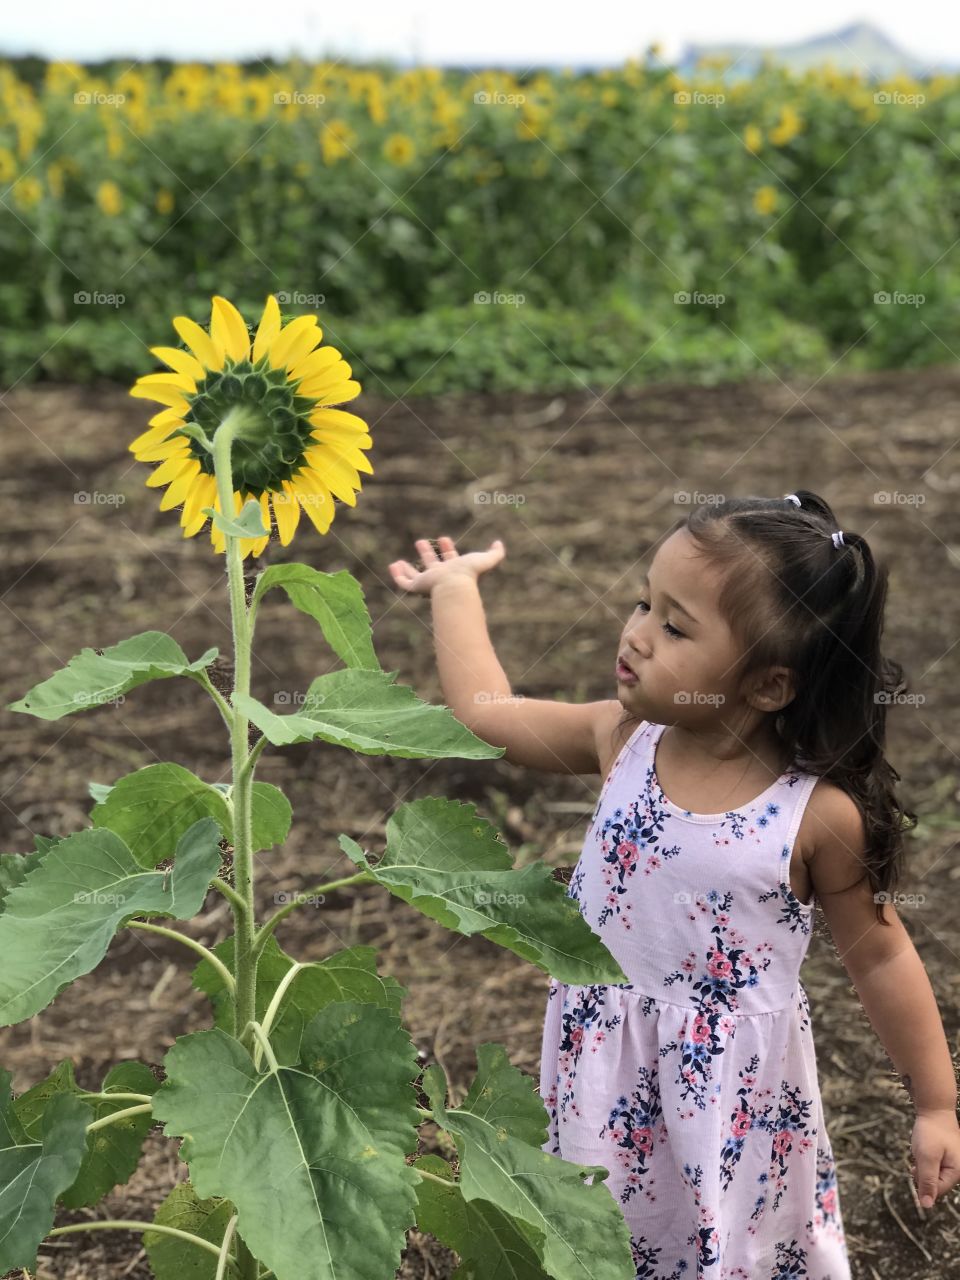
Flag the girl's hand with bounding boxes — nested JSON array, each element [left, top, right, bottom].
[[911, 1110, 960, 1208], [388, 536, 505, 595]]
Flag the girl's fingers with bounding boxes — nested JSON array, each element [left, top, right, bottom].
[[415, 537, 438, 564], [438, 536, 457, 558]]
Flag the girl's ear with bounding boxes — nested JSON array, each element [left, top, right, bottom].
[[744, 664, 796, 714]]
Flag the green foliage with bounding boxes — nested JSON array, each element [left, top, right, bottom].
[[144, 1180, 242, 1280], [251, 564, 382, 671]]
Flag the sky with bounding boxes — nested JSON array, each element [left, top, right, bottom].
[[5, 1, 960, 67]]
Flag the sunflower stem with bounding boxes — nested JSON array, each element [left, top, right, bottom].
[[212, 406, 261, 1280]]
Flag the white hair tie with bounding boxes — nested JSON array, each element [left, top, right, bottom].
[[831, 530, 845, 548], [784, 493, 801, 507]]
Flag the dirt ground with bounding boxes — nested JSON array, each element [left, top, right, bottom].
[[0, 367, 958, 1279]]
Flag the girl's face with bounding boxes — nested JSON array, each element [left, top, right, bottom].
[[616, 529, 747, 725]]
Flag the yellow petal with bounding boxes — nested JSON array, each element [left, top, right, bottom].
[[173, 315, 225, 372], [136, 437, 192, 463], [311, 379, 361, 406], [134, 370, 196, 394], [308, 407, 369, 434], [310, 427, 373, 449], [158, 459, 201, 510], [129, 383, 191, 411], [210, 295, 250, 363], [148, 407, 188, 429], [291, 470, 334, 533], [252, 294, 282, 363], [296, 361, 352, 398], [288, 345, 341, 383], [308, 438, 373, 475], [302, 448, 362, 504], [271, 481, 301, 545], [181, 473, 217, 533], [130, 420, 183, 454], [145, 448, 195, 488], [149, 345, 205, 382], [268, 316, 321, 370]]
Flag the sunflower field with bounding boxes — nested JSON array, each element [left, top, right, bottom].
[[2, 56, 960, 392]]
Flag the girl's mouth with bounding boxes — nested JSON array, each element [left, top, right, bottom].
[[616, 658, 638, 685]]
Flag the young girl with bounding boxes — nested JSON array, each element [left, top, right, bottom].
[[388, 489, 960, 1279]]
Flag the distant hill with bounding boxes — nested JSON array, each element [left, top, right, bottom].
[[676, 21, 954, 80]]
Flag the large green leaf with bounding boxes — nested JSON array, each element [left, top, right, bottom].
[[14, 1059, 158, 1208], [6, 631, 218, 721], [89, 763, 292, 866], [251, 563, 381, 671], [413, 1153, 550, 1279], [0, 1068, 91, 1272], [144, 1179, 241, 1280], [0, 847, 47, 910], [338, 797, 629, 986], [423, 1045, 635, 1280], [234, 668, 505, 760], [191, 933, 405, 1062], [153, 1002, 422, 1280], [0, 818, 223, 1027]]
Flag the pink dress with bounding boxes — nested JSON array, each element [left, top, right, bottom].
[[539, 719, 851, 1280]]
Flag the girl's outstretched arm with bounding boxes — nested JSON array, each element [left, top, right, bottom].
[[805, 784, 960, 1210], [388, 535, 620, 775]]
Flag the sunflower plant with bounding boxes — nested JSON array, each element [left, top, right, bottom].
[[0, 296, 635, 1280]]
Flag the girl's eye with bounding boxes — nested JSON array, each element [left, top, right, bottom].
[[634, 599, 685, 639]]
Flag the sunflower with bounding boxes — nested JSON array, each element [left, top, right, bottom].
[[129, 295, 372, 559]]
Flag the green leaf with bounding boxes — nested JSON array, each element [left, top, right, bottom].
[[412, 1153, 550, 1279], [338, 797, 629, 986], [144, 1179, 242, 1280], [191, 933, 404, 1063], [234, 669, 505, 760], [0, 1068, 91, 1272], [6, 631, 219, 721], [14, 1059, 158, 1208], [201, 498, 269, 538], [0, 847, 48, 910], [0, 818, 223, 1027], [88, 780, 113, 804], [89, 764, 292, 865], [153, 1004, 422, 1280], [422, 1045, 636, 1280], [251, 563, 381, 671]]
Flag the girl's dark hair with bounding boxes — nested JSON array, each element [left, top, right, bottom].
[[618, 489, 916, 925]]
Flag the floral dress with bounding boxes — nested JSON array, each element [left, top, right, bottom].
[[539, 719, 850, 1280]]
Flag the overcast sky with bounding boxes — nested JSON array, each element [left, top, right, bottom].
[[5, 1, 959, 67]]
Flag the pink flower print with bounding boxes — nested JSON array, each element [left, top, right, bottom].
[[571, 1026, 583, 1047], [681, 958, 696, 972], [719, 1017, 736, 1034], [631, 1126, 654, 1154], [717, 913, 730, 925], [644, 854, 660, 873], [822, 1187, 837, 1215], [741, 953, 753, 966], [691, 1014, 711, 1044], [618, 840, 638, 868], [731, 1111, 752, 1138], [772, 1129, 793, 1156], [707, 950, 732, 978]]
